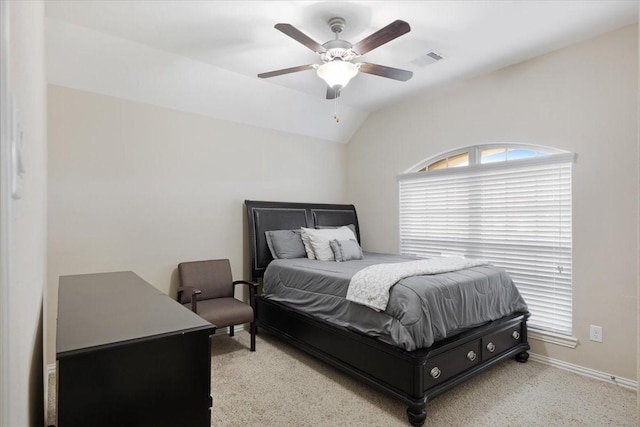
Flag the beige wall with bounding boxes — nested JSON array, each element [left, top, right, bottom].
[[46, 85, 347, 364], [3, 1, 47, 425], [348, 25, 639, 380]]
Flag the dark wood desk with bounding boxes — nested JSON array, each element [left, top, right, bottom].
[[56, 271, 215, 427]]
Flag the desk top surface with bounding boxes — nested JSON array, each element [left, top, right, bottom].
[[57, 271, 213, 358]]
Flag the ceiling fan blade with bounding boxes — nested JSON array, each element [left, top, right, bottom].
[[359, 62, 413, 81], [258, 64, 315, 79], [352, 20, 410, 55], [326, 87, 340, 100], [275, 23, 327, 53]]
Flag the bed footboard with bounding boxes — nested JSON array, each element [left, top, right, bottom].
[[257, 297, 529, 426]]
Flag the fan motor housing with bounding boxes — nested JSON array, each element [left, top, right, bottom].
[[322, 39, 352, 51], [320, 40, 357, 62]]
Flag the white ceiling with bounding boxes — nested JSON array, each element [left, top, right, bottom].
[[45, 1, 638, 143]]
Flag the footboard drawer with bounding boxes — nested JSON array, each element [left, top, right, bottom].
[[482, 323, 524, 361], [424, 339, 480, 385]]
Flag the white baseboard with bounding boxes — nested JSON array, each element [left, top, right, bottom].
[[529, 352, 637, 391]]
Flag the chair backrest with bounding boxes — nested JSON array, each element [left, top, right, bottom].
[[178, 259, 234, 303]]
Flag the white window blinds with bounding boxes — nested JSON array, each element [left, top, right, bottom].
[[399, 154, 574, 335]]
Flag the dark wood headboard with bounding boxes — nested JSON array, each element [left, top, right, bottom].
[[245, 200, 360, 280]]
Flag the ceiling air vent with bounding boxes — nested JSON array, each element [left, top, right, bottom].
[[410, 51, 444, 67]]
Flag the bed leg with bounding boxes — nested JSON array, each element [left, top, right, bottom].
[[406, 401, 427, 426], [515, 350, 529, 363]]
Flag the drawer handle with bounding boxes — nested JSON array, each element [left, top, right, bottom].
[[466, 350, 477, 361], [486, 342, 496, 353], [512, 331, 520, 340], [430, 367, 442, 379]]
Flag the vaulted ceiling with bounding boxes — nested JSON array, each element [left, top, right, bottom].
[[45, 1, 638, 143]]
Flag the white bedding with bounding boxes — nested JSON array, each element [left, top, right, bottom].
[[346, 257, 489, 311]]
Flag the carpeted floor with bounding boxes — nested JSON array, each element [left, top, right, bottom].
[[48, 330, 637, 426]]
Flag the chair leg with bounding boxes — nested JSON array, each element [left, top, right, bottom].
[[229, 325, 234, 337], [250, 321, 256, 352]]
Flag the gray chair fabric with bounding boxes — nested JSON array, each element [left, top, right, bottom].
[[178, 259, 234, 302], [190, 298, 254, 328], [178, 259, 257, 351]]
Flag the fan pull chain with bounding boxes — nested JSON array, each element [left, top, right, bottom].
[[333, 89, 340, 123]]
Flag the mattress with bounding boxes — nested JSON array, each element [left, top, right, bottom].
[[262, 252, 528, 351]]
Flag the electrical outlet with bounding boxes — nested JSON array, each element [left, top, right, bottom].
[[589, 325, 603, 343]]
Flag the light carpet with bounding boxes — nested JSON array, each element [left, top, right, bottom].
[[48, 330, 637, 426]]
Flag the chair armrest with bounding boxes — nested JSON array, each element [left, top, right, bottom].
[[177, 286, 201, 313], [233, 280, 259, 289], [233, 280, 259, 308]]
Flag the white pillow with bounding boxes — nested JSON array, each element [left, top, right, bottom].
[[300, 226, 358, 261], [300, 229, 316, 260]]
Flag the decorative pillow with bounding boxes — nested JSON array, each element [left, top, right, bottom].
[[330, 239, 364, 262], [299, 228, 316, 260], [315, 224, 357, 238], [300, 226, 358, 261], [265, 230, 307, 259]]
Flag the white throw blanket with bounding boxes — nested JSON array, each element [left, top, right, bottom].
[[346, 257, 489, 311]]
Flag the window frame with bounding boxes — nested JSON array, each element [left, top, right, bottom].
[[398, 144, 577, 346], [408, 143, 564, 174]]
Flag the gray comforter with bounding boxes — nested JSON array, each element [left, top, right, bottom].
[[262, 252, 528, 350]]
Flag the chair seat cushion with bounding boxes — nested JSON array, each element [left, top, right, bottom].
[[186, 297, 254, 328]]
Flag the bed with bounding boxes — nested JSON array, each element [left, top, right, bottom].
[[245, 200, 530, 426]]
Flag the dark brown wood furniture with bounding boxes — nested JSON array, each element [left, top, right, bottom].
[[178, 259, 259, 351], [245, 200, 530, 426], [56, 271, 215, 427]]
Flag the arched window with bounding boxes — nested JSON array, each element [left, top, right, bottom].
[[399, 144, 575, 338], [411, 143, 560, 172]]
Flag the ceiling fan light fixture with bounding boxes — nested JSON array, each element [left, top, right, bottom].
[[316, 60, 359, 89]]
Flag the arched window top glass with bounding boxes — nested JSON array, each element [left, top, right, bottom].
[[409, 144, 565, 173]]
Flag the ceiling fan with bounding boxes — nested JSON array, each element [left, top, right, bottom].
[[258, 17, 413, 101]]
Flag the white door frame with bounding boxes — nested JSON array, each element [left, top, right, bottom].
[[0, 1, 12, 425]]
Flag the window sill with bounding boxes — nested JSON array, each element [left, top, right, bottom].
[[528, 328, 578, 349]]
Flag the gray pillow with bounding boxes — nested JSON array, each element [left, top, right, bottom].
[[330, 239, 364, 262], [316, 224, 357, 238], [265, 230, 307, 259]]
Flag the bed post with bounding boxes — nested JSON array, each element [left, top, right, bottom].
[[407, 399, 427, 426], [514, 319, 530, 363]]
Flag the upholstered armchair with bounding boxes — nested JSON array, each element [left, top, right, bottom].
[[177, 259, 258, 351]]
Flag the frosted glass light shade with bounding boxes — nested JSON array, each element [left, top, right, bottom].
[[316, 61, 358, 89]]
